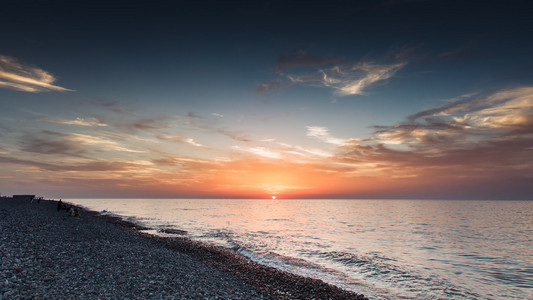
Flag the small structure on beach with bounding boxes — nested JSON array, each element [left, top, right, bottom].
[[13, 195, 36, 202]]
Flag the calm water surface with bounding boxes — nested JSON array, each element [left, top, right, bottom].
[[69, 199, 533, 299]]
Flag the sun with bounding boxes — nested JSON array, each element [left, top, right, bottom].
[[271, 195, 276, 200]]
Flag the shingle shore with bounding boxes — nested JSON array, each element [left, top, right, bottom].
[[0, 198, 367, 299]]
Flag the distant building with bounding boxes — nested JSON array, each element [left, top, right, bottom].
[[13, 195, 36, 201]]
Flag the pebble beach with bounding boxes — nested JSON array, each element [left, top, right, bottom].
[[0, 197, 367, 299]]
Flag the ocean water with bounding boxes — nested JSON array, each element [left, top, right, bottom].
[[68, 198, 533, 299]]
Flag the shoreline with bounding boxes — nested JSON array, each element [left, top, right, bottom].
[[1, 197, 367, 299]]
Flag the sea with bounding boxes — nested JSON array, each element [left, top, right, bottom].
[[68, 198, 533, 299]]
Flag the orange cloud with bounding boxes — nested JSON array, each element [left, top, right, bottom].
[[0, 54, 73, 92], [2, 87, 532, 200]]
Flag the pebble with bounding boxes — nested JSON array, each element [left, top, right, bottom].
[[0, 198, 367, 299]]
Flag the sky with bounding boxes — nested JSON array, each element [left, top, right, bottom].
[[1, 0, 532, 199]]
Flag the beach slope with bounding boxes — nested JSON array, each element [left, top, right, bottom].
[[0, 198, 366, 299]]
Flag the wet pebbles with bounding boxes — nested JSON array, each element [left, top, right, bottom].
[[0, 198, 367, 299]]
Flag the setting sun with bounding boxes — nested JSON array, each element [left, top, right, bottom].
[[271, 195, 276, 199]]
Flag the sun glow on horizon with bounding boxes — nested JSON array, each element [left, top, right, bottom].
[[272, 195, 276, 199]]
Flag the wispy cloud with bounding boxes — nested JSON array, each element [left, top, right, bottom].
[[156, 133, 204, 147], [18, 130, 142, 156], [0, 154, 141, 172], [19, 132, 86, 157], [68, 133, 143, 153], [233, 146, 282, 159], [306, 126, 347, 145], [229, 137, 334, 162], [335, 86, 533, 181], [321, 62, 406, 96], [217, 128, 252, 142], [114, 117, 173, 133], [274, 141, 333, 159], [0, 54, 73, 92], [381, 86, 533, 149], [258, 51, 406, 96], [183, 117, 253, 143], [152, 156, 212, 167], [41, 117, 108, 127]]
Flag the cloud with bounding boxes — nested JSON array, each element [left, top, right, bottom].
[[19, 134, 86, 157], [156, 133, 204, 147], [258, 51, 406, 96], [233, 146, 281, 159], [396, 87, 533, 145], [306, 126, 347, 145], [335, 86, 533, 181], [287, 145, 332, 158], [274, 141, 333, 159], [217, 128, 252, 142], [114, 117, 173, 133], [322, 62, 406, 96], [0, 54, 73, 92], [18, 130, 142, 156], [0, 154, 139, 172], [230, 138, 333, 162], [68, 133, 143, 153], [182, 117, 253, 143], [41, 117, 108, 127], [211, 113, 224, 118]]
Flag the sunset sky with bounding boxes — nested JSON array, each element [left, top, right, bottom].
[[1, 0, 532, 199]]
